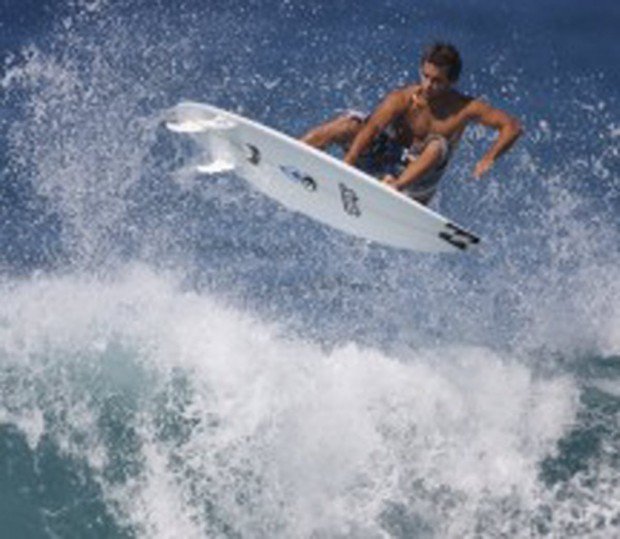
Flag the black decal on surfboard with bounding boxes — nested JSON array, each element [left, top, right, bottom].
[[439, 222, 480, 250], [246, 144, 261, 165], [279, 165, 317, 192], [439, 232, 467, 250], [339, 183, 361, 217], [301, 176, 317, 191]]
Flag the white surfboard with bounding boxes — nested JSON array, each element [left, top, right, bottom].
[[166, 101, 480, 253]]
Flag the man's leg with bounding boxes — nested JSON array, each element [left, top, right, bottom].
[[301, 113, 364, 150]]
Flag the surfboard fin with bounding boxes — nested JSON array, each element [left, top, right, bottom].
[[196, 160, 235, 174], [167, 113, 237, 174]]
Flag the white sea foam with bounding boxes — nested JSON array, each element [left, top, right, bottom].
[[0, 267, 582, 537]]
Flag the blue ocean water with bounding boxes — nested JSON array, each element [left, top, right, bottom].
[[1, 0, 619, 537]]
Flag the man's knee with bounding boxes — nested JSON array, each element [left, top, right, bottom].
[[302, 115, 362, 148], [329, 115, 364, 143]]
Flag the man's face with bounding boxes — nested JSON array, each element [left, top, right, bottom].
[[419, 61, 453, 99]]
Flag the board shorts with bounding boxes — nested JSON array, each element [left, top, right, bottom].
[[343, 109, 453, 203]]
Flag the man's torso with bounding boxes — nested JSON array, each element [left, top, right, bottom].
[[390, 85, 473, 147]]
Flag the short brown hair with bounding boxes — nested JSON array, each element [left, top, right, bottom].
[[420, 42, 462, 82]]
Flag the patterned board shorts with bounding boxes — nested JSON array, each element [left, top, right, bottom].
[[342, 109, 451, 202]]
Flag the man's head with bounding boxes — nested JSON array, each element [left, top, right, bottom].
[[419, 42, 462, 99]]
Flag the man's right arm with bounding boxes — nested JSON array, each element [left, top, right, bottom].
[[344, 91, 406, 166]]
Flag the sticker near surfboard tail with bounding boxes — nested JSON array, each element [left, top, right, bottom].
[[439, 223, 481, 250], [245, 144, 261, 165], [166, 101, 482, 254]]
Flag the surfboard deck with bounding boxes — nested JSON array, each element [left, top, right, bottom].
[[166, 101, 480, 253]]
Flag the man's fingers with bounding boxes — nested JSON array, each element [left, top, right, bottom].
[[473, 159, 493, 179], [382, 174, 396, 184]]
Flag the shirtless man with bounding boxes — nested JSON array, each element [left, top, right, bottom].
[[301, 42, 522, 204]]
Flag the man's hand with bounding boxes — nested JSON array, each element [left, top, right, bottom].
[[382, 174, 399, 188], [467, 100, 522, 179], [473, 155, 494, 179]]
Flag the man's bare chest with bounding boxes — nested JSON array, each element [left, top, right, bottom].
[[395, 108, 446, 144], [396, 100, 466, 145]]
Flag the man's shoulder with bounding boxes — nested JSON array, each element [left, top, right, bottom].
[[449, 89, 477, 107], [384, 85, 414, 102], [445, 91, 487, 120], [375, 86, 411, 112]]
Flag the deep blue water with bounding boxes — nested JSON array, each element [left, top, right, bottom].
[[1, 1, 619, 537]]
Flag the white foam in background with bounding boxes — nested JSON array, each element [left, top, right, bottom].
[[0, 267, 581, 537]]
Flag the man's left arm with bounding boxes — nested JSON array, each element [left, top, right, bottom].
[[383, 139, 445, 189], [468, 100, 523, 178]]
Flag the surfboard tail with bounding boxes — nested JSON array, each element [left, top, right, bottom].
[[165, 116, 236, 133], [166, 107, 238, 175], [166, 103, 238, 133]]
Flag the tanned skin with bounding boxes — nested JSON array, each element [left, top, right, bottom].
[[302, 61, 522, 197]]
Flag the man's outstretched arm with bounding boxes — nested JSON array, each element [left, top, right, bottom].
[[467, 100, 523, 178], [344, 91, 406, 166]]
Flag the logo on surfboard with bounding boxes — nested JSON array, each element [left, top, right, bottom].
[[438, 223, 480, 250], [339, 183, 361, 217], [245, 144, 261, 165], [279, 165, 317, 192]]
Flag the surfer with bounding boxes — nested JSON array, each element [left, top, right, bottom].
[[301, 42, 522, 204]]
